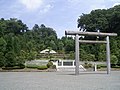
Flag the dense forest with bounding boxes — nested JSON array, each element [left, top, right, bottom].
[[0, 5, 120, 68], [77, 5, 120, 65], [0, 18, 74, 67]]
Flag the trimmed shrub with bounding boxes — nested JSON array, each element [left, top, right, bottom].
[[47, 61, 53, 68], [97, 65, 101, 69], [19, 64, 25, 69], [2, 67, 13, 70], [97, 64, 106, 69], [2, 64, 25, 70], [50, 65, 56, 69], [83, 62, 93, 68], [37, 65, 48, 70], [26, 64, 38, 69], [100, 64, 106, 68], [111, 65, 120, 68], [14, 64, 25, 69]]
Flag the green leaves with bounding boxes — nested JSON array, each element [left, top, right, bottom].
[[5, 51, 16, 67], [78, 5, 120, 35], [77, 5, 120, 65], [0, 52, 6, 67], [111, 55, 118, 65], [0, 37, 7, 52]]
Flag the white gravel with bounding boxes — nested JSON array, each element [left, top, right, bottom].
[[0, 71, 120, 90]]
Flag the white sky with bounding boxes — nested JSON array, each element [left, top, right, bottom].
[[0, 0, 120, 38]]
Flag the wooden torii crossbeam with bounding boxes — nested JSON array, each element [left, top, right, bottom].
[[65, 31, 117, 75]]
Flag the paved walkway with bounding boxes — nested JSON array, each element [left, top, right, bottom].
[[0, 71, 120, 90]]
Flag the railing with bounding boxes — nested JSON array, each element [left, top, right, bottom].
[[52, 60, 86, 71]]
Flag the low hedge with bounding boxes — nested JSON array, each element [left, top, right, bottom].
[[2, 67, 14, 70], [83, 62, 93, 68], [97, 64, 107, 69], [2, 66, 25, 70], [111, 65, 120, 68], [37, 65, 48, 70], [26, 64, 38, 69]]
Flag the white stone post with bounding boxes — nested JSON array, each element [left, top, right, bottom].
[[61, 61, 63, 66], [72, 61, 74, 66], [94, 63, 97, 72]]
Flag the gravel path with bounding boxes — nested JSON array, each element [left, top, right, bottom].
[[0, 71, 120, 90]]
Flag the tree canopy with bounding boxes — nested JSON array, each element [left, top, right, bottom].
[[0, 18, 74, 67], [0, 5, 120, 68], [77, 5, 120, 65], [78, 5, 120, 35]]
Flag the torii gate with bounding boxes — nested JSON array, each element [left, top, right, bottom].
[[65, 31, 117, 75]]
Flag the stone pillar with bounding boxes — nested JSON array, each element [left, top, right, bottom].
[[75, 34, 79, 75], [106, 36, 111, 74]]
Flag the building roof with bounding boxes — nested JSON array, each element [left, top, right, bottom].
[[40, 49, 57, 54]]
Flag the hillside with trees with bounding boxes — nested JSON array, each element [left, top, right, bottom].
[[77, 5, 120, 65], [0, 5, 120, 68], [0, 18, 74, 68]]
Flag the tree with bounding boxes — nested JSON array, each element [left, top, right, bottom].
[[0, 37, 7, 52], [77, 5, 120, 64], [111, 55, 118, 65], [0, 52, 6, 67], [61, 36, 74, 53], [80, 48, 96, 61], [0, 37, 7, 67], [5, 51, 16, 67], [49, 40, 57, 50], [78, 5, 120, 35], [33, 24, 39, 31], [57, 40, 64, 51], [40, 24, 46, 28], [0, 17, 98, 66]]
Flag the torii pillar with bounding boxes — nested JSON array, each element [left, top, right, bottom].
[[75, 34, 79, 75], [106, 36, 110, 74]]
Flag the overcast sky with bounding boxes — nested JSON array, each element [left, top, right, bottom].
[[0, 0, 120, 38]]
